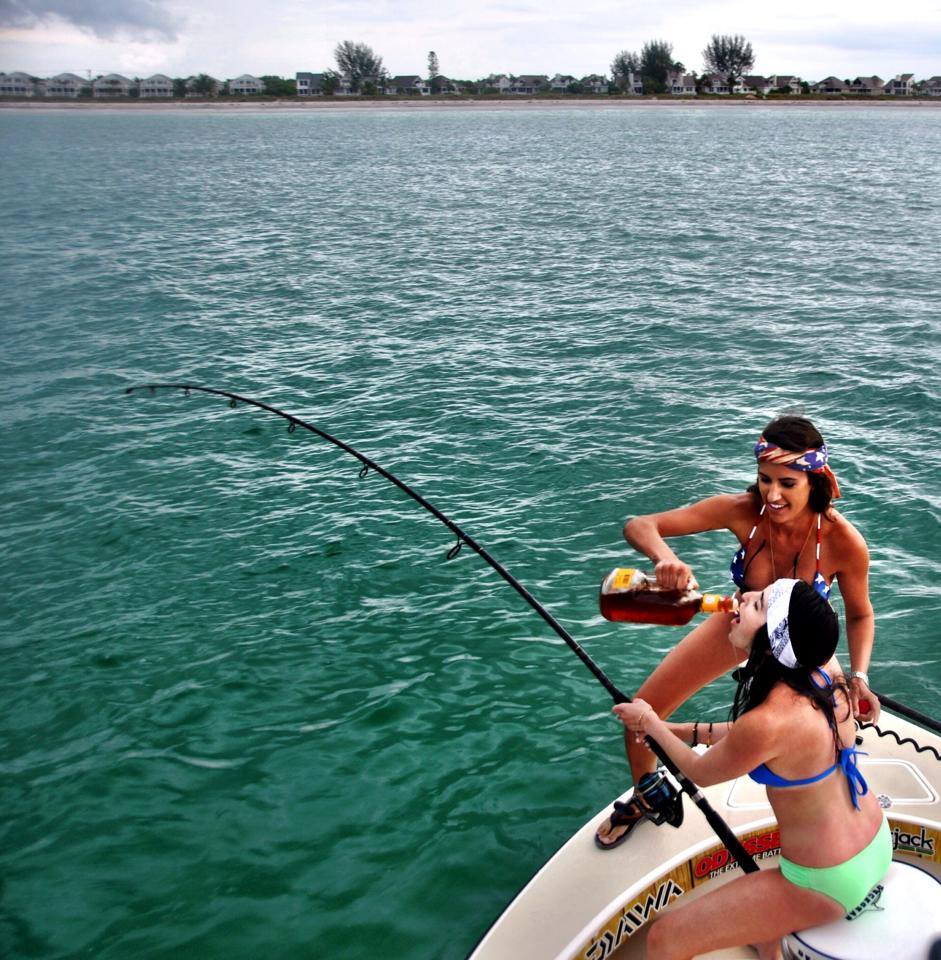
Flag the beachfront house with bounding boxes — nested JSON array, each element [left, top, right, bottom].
[[483, 75, 512, 94], [93, 74, 134, 98], [814, 77, 849, 95], [0, 72, 43, 96], [849, 76, 885, 96], [581, 74, 608, 95], [701, 73, 742, 94], [428, 75, 457, 94], [742, 75, 772, 95], [45, 73, 85, 97], [296, 72, 321, 95], [921, 77, 941, 96], [612, 70, 644, 94], [507, 75, 549, 95], [768, 75, 803, 94], [296, 72, 352, 95], [668, 71, 697, 96], [385, 75, 430, 95], [708, 75, 731, 94], [884, 74, 915, 95], [229, 75, 265, 96], [139, 74, 174, 98], [550, 74, 576, 92], [382, 75, 418, 94]]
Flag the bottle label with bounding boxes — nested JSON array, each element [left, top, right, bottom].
[[610, 568, 643, 591]]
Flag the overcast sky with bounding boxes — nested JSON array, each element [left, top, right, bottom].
[[1, 0, 939, 81]]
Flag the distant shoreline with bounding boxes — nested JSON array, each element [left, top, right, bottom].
[[3, 96, 941, 111]]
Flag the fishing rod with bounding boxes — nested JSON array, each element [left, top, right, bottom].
[[128, 383, 764, 871], [871, 692, 941, 737]]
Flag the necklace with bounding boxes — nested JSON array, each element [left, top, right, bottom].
[[767, 512, 815, 581]]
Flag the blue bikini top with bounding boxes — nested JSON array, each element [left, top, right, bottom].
[[747, 670, 869, 809], [730, 505, 830, 600]]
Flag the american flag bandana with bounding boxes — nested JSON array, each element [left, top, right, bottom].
[[754, 437, 841, 500]]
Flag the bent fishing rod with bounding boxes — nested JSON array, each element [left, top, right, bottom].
[[129, 383, 762, 870]]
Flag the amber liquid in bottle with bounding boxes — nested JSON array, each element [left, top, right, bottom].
[[599, 568, 737, 625]]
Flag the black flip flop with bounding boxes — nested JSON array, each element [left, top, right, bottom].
[[594, 798, 645, 851]]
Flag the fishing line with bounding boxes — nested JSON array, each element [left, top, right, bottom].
[[126, 383, 625, 700], [128, 383, 765, 871]]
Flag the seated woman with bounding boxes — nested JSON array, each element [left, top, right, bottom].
[[613, 578, 890, 960], [597, 415, 877, 849]]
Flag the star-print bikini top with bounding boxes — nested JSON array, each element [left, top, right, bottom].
[[730, 504, 830, 600]]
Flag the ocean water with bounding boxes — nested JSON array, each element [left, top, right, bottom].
[[1, 105, 940, 959]]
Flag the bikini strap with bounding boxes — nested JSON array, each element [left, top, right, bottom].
[[739, 503, 766, 570], [746, 504, 766, 549], [815, 512, 822, 582], [840, 746, 869, 810]]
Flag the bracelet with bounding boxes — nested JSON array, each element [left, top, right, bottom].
[[851, 670, 870, 688], [692, 722, 699, 747], [707, 722, 714, 747]]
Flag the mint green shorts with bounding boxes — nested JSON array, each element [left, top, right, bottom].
[[779, 817, 892, 914]]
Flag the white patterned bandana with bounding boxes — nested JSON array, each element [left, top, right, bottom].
[[766, 578, 800, 668]]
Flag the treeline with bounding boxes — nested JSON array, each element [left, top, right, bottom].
[[308, 35, 756, 95], [611, 35, 754, 93], [34, 32, 929, 101]]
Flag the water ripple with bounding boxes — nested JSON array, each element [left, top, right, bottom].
[[1, 105, 939, 960]]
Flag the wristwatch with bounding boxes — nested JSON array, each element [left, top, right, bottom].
[[850, 670, 870, 688]]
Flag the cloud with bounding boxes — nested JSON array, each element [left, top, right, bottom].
[[777, 23, 941, 59], [0, 0, 180, 40], [0, 0, 938, 80]]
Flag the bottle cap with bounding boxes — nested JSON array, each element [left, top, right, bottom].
[[700, 594, 739, 614]]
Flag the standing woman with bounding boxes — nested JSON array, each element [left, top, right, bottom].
[[596, 416, 877, 849], [612, 579, 890, 960]]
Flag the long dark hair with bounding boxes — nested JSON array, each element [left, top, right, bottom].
[[731, 582, 848, 754], [747, 415, 835, 515]]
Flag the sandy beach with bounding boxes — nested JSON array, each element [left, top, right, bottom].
[[3, 96, 941, 111]]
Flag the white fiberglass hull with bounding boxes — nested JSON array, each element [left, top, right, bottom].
[[468, 710, 941, 960]]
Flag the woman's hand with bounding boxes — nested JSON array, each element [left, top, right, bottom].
[[850, 677, 881, 724], [653, 558, 698, 591], [613, 699, 659, 743]]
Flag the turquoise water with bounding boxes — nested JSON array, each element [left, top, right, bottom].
[[1, 106, 940, 959]]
